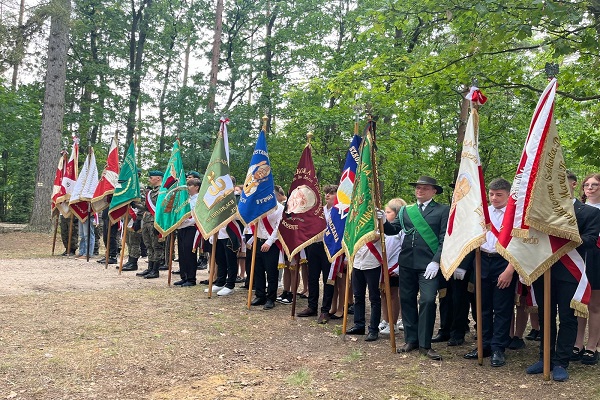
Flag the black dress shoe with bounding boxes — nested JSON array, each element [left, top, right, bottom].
[[251, 297, 266, 306], [365, 332, 379, 342], [263, 300, 275, 310], [464, 348, 491, 359], [181, 281, 196, 287], [448, 337, 465, 346], [345, 326, 365, 335], [96, 257, 106, 263], [525, 329, 540, 341], [397, 342, 419, 353], [297, 307, 317, 317], [107, 257, 118, 265], [121, 264, 138, 271], [172, 270, 180, 274], [431, 333, 450, 343], [490, 350, 506, 367], [173, 280, 186, 286], [420, 348, 442, 361]]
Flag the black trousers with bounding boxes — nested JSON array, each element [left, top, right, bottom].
[[352, 266, 382, 334], [215, 238, 238, 289], [307, 242, 334, 313], [449, 270, 472, 341], [253, 239, 280, 301], [102, 214, 119, 257], [399, 266, 438, 349], [480, 256, 517, 352], [532, 274, 578, 368], [177, 226, 197, 283]]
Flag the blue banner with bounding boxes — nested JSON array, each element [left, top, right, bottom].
[[237, 131, 277, 226], [324, 134, 362, 261]]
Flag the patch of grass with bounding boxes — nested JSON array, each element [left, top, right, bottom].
[[287, 367, 311, 386], [342, 349, 362, 362]]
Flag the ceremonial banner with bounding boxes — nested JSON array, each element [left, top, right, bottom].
[[324, 134, 362, 261], [92, 136, 119, 212], [154, 140, 191, 236], [193, 125, 237, 238], [496, 78, 588, 315], [108, 141, 140, 223], [342, 128, 379, 261], [51, 153, 66, 217], [69, 149, 99, 222], [55, 137, 79, 216], [237, 130, 277, 226], [278, 142, 326, 259], [440, 93, 490, 279]]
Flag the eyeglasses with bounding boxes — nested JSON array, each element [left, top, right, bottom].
[[583, 183, 599, 189]]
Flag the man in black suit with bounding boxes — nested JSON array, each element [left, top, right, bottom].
[[526, 171, 600, 381], [384, 176, 449, 360]]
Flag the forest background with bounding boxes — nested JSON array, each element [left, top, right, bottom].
[[1, 0, 600, 230]]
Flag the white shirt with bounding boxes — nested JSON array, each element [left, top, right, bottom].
[[179, 193, 198, 229], [352, 232, 404, 271], [481, 205, 505, 253], [257, 203, 284, 246]]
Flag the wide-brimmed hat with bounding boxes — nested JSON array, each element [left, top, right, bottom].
[[409, 176, 443, 194]]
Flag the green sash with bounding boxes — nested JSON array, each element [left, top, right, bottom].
[[400, 204, 439, 254]]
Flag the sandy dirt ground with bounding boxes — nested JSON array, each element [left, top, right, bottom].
[[0, 230, 597, 399]]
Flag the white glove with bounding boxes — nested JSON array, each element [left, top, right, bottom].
[[376, 208, 385, 220], [453, 267, 466, 280], [424, 262, 440, 279], [519, 274, 526, 285]]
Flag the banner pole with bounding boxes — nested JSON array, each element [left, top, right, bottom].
[[207, 233, 218, 298], [543, 269, 551, 380], [247, 228, 259, 309], [476, 248, 483, 365], [167, 233, 175, 286], [51, 215, 59, 255], [118, 212, 129, 274]]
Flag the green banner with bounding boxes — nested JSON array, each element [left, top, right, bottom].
[[154, 140, 191, 236], [192, 132, 237, 238], [342, 131, 379, 261], [108, 141, 140, 223]]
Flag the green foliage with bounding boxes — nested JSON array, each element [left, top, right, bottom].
[[0, 82, 43, 222]]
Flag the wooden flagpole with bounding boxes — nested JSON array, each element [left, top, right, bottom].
[[370, 116, 396, 353], [543, 269, 551, 380], [86, 202, 92, 262], [207, 233, 218, 298], [475, 248, 483, 365], [167, 233, 175, 286], [51, 215, 59, 255], [290, 255, 299, 319], [341, 263, 351, 341], [118, 211, 129, 274], [246, 228, 259, 309], [67, 215, 74, 256]]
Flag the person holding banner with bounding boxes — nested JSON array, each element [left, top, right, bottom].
[[526, 171, 600, 380], [249, 202, 284, 310], [174, 178, 200, 286], [136, 171, 165, 279], [463, 178, 517, 367], [297, 184, 338, 323], [383, 176, 449, 361]]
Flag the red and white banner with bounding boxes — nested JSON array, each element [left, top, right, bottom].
[[70, 149, 99, 222], [55, 137, 79, 216], [496, 78, 589, 316], [51, 153, 66, 217], [92, 136, 119, 212], [440, 94, 490, 279]]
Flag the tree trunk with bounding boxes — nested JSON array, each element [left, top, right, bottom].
[[11, 0, 27, 89], [29, 0, 72, 232], [126, 0, 152, 149], [207, 0, 224, 114]]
